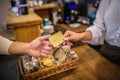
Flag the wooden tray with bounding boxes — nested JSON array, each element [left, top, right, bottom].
[[18, 56, 78, 80]]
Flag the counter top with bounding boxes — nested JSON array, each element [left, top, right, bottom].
[[43, 44, 120, 80], [7, 10, 42, 29], [55, 24, 88, 33]]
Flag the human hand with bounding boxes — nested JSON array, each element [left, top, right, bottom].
[[27, 35, 53, 57], [64, 30, 82, 42], [63, 38, 73, 47]]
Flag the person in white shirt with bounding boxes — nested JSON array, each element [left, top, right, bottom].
[[64, 0, 120, 66]]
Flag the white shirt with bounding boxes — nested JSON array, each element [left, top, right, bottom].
[[0, 36, 13, 55], [87, 0, 120, 47]]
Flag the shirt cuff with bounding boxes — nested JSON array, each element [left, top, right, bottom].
[[86, 26, 103, 45], [0, 36, 13, 55]]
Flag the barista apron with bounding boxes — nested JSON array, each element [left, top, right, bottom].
[[0, 55, 19, 80], [100, 41, 120, 66]]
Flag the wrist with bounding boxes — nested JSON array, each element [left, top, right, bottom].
[[86, 31, 92, 40], [78, 33, 85, 41], [78, 31, 92, 41], [25, 43, 30, 55]]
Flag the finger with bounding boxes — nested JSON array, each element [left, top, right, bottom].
[[64, 38, 69, 41], [54, 45, 60, 49], [40, 53, 48, 57], [67, 42, 73, 46], [44, 46, 53, 51], [63, 38, 71, 45], [42, 35, 51, 40], [69, 42, 73, 46], [64, 30, 71, 37], [38, 35, 51, 41], [43, 41, 53, 47], [41, 49, 51, 54]]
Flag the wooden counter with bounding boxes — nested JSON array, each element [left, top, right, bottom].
[[55, 24, 88, 33], [7, 10, 42, 42], [43, 44, 120, 80]]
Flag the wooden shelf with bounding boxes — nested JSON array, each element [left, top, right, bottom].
[[33, 3, 56, 24], [32, 3, 56, 10]]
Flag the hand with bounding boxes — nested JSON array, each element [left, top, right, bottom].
[[64, 30, 82, 42], [63, 38, 73, 47], [27, 35, 53, 57]]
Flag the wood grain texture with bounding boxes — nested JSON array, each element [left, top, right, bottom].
[[13, 25, 40, 42], [7, 10, 42, 42], [7, 10, 42, 28], [55, 24, 88, 33], [42, 45, 120, 80], [32, 3, 56, 11], [35, 9, 50, 19]]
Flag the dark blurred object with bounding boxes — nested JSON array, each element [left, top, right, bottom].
[[44, 0, 64, 3], [93, 0, 101, 9], [0, 55, 19, 80], [88, 0, 101, 24], [10, 0, 16, 7], [44, 0, 51, 3], [77, 16, 90, 25], [19, 0, 27, 4], [54, 26, 66, 34], [63, 1, 77, 24], [77, 2, 88, 17], [57, 3, 63, 23], [19, 0, 28, 15], [20, 6, 28, 15], [88, 44, 102, 52], [88, 13, 96, 24]]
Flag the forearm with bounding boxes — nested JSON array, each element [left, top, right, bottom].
[[8, 42, 30, 55], [80, 31, 93, 41]]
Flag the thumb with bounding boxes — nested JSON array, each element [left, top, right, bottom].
[[39, 35, 51, 41], [65, 36, 73, 41]]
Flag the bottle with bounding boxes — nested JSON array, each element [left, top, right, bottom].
[[38, 0, 43, 6], [44, 18, 49, 26], [11, 0, 20, 16], [70, 10, 75, 23], [57, 3, 63, 23], [43, 18, 54, 35], [19, 0, 28, 15]]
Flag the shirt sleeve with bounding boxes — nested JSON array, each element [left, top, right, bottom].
[[0, 36, 13, 55], [86, 0, 110, 45]]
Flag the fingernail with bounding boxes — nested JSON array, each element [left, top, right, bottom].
[[64, 38, 69, 40]]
